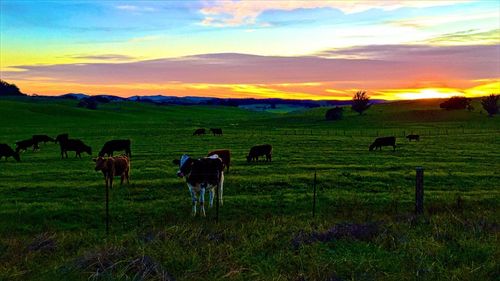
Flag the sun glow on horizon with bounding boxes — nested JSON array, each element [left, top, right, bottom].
[[394, 88, 463, 100]]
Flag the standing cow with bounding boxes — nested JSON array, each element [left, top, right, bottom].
[[32, 135, 55, 145], [369, 137, 396, 151], [210, 128, 223, 136], [207, 149, 231, 172], [406, 134, 420, 142], [98, 139, 131, 157], [59, 138, 92, 158], [94, 155, 130, 189], [15, 139, 39, 153], [173, 154, 224, 217], [246, 144, 273, 162], [0, 144, 20, 162], [193, 128, 206, 136]]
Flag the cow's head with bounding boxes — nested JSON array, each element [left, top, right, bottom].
[[85, 145, 92, 156], [369, 143, 375, 151], [246, 155, 252, 162], [173, 154, 193, 178], [93, 156, 107, 171]]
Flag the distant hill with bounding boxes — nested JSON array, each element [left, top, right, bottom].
[[48, 93, 386, 108]]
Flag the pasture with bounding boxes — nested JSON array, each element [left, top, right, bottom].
[[0, 97, 499, 281]]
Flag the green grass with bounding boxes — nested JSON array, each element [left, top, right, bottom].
[[0, 97, 499, 281]]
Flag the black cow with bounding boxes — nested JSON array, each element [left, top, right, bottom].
[[210, 128, 223, 136], [0, 144, 20, 162], [98, 139, 131, 157], [59, 139, 92, 158], [406, 134, 420, 142], [207, 149, 231, 172], [55, 133, 69, 144], [15, 139, 39, 153], [193, 128, 206, 136], [369, 137, 396, 151], [173, 154, 224, 217], [32, 135, 55, 144], [246, 144, 273, 162]]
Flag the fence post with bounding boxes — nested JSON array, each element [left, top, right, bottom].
[[415, 167, 424, 215], [312, 170, 317, 218], [216, 181, 220, 223], [105, 183, 109, 236]]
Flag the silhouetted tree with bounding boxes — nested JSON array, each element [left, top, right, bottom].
[[351, 91, 371, 115], [0, 79, 25, 96], [481, 94, 499, 117], [439, 96, 471, 110], [325, 107, 343, 120]]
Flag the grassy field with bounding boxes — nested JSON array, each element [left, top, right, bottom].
[[0, 97, 499, 281]]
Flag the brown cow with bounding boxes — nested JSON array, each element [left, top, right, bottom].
[[207, 149, 231, 172], [93, 155, 130, 189]]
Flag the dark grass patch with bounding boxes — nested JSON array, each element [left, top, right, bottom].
[[26, 232, 57, 253], [74, 246, 175, 280], [292, 222, 381, 250]]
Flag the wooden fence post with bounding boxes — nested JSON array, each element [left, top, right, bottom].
[[415, 167, 424, 215], [312, 170, 317, 218], [105, 183, 109, 236], [216, 181, 220, 223]]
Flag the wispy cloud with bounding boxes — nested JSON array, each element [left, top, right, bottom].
[[4, 45, 498, 88], [424, 29, 500, 45], [200, 0, 464, 27], [70, 54, 137, 61], [115, 5, 157, 12]]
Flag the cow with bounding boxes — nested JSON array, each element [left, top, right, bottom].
[[173, 154, 224, 217], [98, 139, 131, 157], [246, 144, 273, 162], [94, 155, 130, 189], [32, 135, 55, 145], [406, 134, 420, 142], [55, 133, 69, 144], [210, 128, 223, 136], [193, 128, 206, 136], [15, 139, 39, 153], [369, 136, 396, 151], [207, 149, 231, 172], [59, 139, 92, 158], [0, 144, 20, 162]]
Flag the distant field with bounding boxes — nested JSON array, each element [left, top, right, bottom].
[[0, 97, 499, 281]]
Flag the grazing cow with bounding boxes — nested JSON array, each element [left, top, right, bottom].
[[173, 154, 224, 217], [59, 139, 92, 158], [193, 128, 206, 136], [210, 128, 223, 136], [246, 144, 273, 162], [94, 155, 130, 189], [406, 134, 420, 142], [55, 133, 69, 144], [15, 139, 39, 153], [207, 149, 231, 172], [369, 136, 396, 151], [0, 144, 20, 162], [32, 135, 55, 144], [98, 139, 131, 157]]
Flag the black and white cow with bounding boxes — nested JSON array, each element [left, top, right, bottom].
[[173, 154, 224, 217]]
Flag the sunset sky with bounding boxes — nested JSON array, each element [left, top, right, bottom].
[[0, 0, 499, 100]]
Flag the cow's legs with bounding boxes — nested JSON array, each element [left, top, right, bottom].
[[200, 186, 206, 217], [219, 173, 224, 206], [188, 184, 197, 216], [209, 188, 214, 208], [121, 175, 125, 185]]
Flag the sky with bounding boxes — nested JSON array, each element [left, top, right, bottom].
[[0, 0, 499, 100]]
